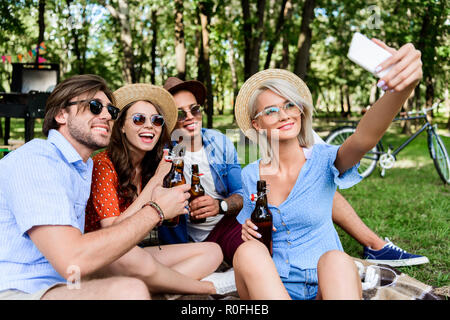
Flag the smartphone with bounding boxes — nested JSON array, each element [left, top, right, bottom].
[[347, 32, 394, 78]]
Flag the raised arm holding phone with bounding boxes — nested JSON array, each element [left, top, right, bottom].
[[233, 37, 422, 300]]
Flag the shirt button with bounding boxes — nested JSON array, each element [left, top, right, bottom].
[[287, 230, 290, 234], [285, 259, 289, 264], [287, 241, 291, 245], [282, 222, 286, 226]]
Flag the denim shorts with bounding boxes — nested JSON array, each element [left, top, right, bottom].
[[282, 267, 318, 300]]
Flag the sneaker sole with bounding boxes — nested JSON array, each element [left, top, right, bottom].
[[364, 256, 429, 267]]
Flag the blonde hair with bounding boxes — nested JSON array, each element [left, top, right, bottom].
[[248, 78, 314, 163]]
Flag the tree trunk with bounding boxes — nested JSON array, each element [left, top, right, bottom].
[[118, 0, 134, 83], [66, 1, 81, 73], [425, 76, 434, 117], [35, 0, 46, 66], [276, 33, 290, 69], [81, 5, 87, 73], [345, 85, 351, 116], [197, 1, 213, 128], [275, 0, 293, 69], [175, 0, 186, 80], [104, 0, 135, 83], [241, 0, 267, 80], [339, 86, 345, 116], [241, 0, 252, 79], [264, 0, 288, 69], [445, 85, 450, 130], [217, 80, 224, 115], [369, 82, 378, 105], [401, 95, 412, 134], [228, 33, 239, 120], [150, 9, 158, 84], [414, 4, 431, 111], [293, 0, 315, 80]]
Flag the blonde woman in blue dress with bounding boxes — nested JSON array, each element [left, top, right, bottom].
[[233, 40, 422, 300]]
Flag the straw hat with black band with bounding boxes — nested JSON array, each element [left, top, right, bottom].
[[163, 77, 206, 105], [234, 68, 314, 142], [113, 83, 178, 133]]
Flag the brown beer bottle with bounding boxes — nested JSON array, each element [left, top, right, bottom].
[[250, 180, 273, 256], [189, 164, 206, 224], [162, 156, 186, 227]]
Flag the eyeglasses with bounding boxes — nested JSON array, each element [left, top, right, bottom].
[[67, 99, 120, 120], [253, 101, 302, 122], [177, 104, 203, 122], [128, 113, 165, 127]]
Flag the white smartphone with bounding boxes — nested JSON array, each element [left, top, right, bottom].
[[347, 32, 394, 78]]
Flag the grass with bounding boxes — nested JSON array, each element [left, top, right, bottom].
[[1, 114, 449, 289], [334, 134, 449, 288]]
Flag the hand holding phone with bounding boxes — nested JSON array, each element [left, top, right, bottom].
[[348, 33, 422, 93], [347, 32, 395, 78]]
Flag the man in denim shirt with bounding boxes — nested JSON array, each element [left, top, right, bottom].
[[162, 77, 244, 266]]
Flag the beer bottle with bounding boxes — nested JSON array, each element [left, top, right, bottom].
[[162, 156, 186, 227], [250, 180, 273, 256], [189, 164, 206, 224]]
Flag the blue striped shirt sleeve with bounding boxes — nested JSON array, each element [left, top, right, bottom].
[[4, 153, 79, 237]]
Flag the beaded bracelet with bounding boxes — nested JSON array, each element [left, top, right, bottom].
[[142, 201, 165, 226]]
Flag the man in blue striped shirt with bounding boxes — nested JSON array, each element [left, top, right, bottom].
[[0, 75, 190, 300]]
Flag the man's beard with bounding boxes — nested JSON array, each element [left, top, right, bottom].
[[67, 118, 109, 151]]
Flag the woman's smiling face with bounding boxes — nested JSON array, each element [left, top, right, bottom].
[[121, 100, 163, 154], [252, 89, 302, 142]]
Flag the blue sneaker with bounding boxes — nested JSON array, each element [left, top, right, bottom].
[[363, 238, 429, 267]]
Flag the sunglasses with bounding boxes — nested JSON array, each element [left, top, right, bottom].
[[177, 104, 203, 122], [128, 113, 165, 127], [67, 99, 120, 120]]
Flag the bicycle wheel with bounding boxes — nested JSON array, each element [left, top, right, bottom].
[[427, 127, 450, 184], [325, 126, 379, 178]]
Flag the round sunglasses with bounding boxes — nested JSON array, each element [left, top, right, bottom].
[[128, 113, 165, 127], [66, 99, 120, 120], [177, 104, 203, 122]]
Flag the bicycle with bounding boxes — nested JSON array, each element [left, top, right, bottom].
[[325, 100, 450, 184]]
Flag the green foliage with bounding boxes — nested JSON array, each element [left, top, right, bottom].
[[0, 0, 448, 116]]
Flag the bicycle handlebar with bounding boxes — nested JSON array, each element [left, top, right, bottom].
[[405, 99, 441, 116]]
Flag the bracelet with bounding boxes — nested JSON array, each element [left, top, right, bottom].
[[142, 201, 165, 226]]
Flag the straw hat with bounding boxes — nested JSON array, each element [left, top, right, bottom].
[[113, 83, 178, 132], [163, 77, 206, 105], [234, 69, 313, 142]]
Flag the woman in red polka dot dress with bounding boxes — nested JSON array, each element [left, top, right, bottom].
[[85, 84, 223, 296]]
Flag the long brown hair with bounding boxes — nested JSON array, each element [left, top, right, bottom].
[[107, 101, 170, 204]]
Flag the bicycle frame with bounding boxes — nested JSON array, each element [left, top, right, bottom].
[[380, 122, 430, 157], [326, 100, 448, 182], [369, 115, 431, 158]]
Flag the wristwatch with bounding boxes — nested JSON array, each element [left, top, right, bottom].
[[219, 199, 228, 215]]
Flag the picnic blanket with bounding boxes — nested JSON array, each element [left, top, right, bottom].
[[353, 258, 446, 300], [153, 258, 447, 300]]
